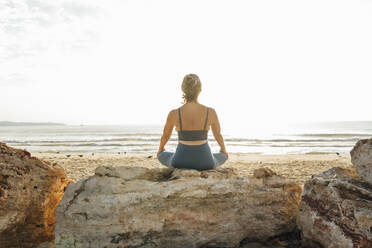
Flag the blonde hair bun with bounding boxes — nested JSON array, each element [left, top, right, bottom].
[[182, 74, 202, 103]]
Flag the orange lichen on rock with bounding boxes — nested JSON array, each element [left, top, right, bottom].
[[0, 142, 71, 248]]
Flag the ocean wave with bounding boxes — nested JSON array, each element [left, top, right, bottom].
[[269, 144, 352, 148], [13, 143, 159, 147], [5, 137, 361, 148], [297, 133, 372, 137], [2, 124, 371, 154], [224, 138, 359, 143], [2, 137, 164, 144], [107, 133, 162, 137], [3, 135, 366, 145]]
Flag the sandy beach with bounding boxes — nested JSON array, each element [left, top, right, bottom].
[[36, 152, 354, 186]]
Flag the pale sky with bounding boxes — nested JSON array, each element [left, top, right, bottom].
[[1, 0, 372, 128]]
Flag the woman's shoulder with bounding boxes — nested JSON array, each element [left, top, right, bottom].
[[197, 104, 213, 110], [201, 105, 216, 114], [168, 107, 183, 118], [168, 108, 179, 116]]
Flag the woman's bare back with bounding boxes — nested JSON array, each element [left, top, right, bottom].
[[175, 103, 210, 132]]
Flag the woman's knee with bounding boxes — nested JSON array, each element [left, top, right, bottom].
[[157, 151, 164, 160], [214, 152, 227, 167], [157, 152, 174, 168], [157, 152, 166, 163]]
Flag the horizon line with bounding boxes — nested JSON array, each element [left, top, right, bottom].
[[2, 120, 372, 127]]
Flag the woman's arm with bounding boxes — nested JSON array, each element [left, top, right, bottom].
[[157, 110, 175, 157], [210, 108, 228, 159]]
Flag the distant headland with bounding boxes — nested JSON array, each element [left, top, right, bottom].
[[0, 121, 66, 126]]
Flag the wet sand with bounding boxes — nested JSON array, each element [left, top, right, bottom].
[[36, 152, 354, 186]]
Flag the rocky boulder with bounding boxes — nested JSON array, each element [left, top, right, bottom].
[[297, 167, 372, 248], [55, 166, 301, 248], [351, 138, 372, 183], [0, 143, 70, 248]]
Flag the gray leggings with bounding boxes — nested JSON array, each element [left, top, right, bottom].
[[157, 142, 227, 170]]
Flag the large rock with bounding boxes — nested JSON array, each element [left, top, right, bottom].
[[0, 143, 70, 248], [55, 166, 301, 248], [351, 138, 372, 183], [297, 167, 372, 248]]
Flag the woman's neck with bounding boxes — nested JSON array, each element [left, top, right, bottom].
[[186, 100, 199, 104]]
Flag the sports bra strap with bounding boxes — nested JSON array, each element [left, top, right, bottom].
[[203, 107, 209, 130], [178, 107, 208, 131], [178, 108, 182, 131]]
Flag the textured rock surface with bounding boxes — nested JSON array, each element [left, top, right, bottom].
[[55, 166, 301, 248], [351, 138, 372, 183], [0, 143, 70, 248], [253, 167, 277, 178], [297, 167, 372, 248]]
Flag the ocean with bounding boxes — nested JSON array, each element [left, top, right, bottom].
[[0, 122, 371, 155]]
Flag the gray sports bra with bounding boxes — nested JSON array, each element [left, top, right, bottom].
[[178, 107, 209, 141]]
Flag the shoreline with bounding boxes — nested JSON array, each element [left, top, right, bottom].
[[36, 152, 353, 186]]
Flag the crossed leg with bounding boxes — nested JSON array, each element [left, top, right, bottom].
[[157, 151, 227, 169]]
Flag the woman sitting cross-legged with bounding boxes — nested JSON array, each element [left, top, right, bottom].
[[157, 73, 228, 170]]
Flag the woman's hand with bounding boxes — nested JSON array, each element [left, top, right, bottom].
[[157, 148, 165, 158]]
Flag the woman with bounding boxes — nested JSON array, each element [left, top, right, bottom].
[[157, 74, 228, 170]]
